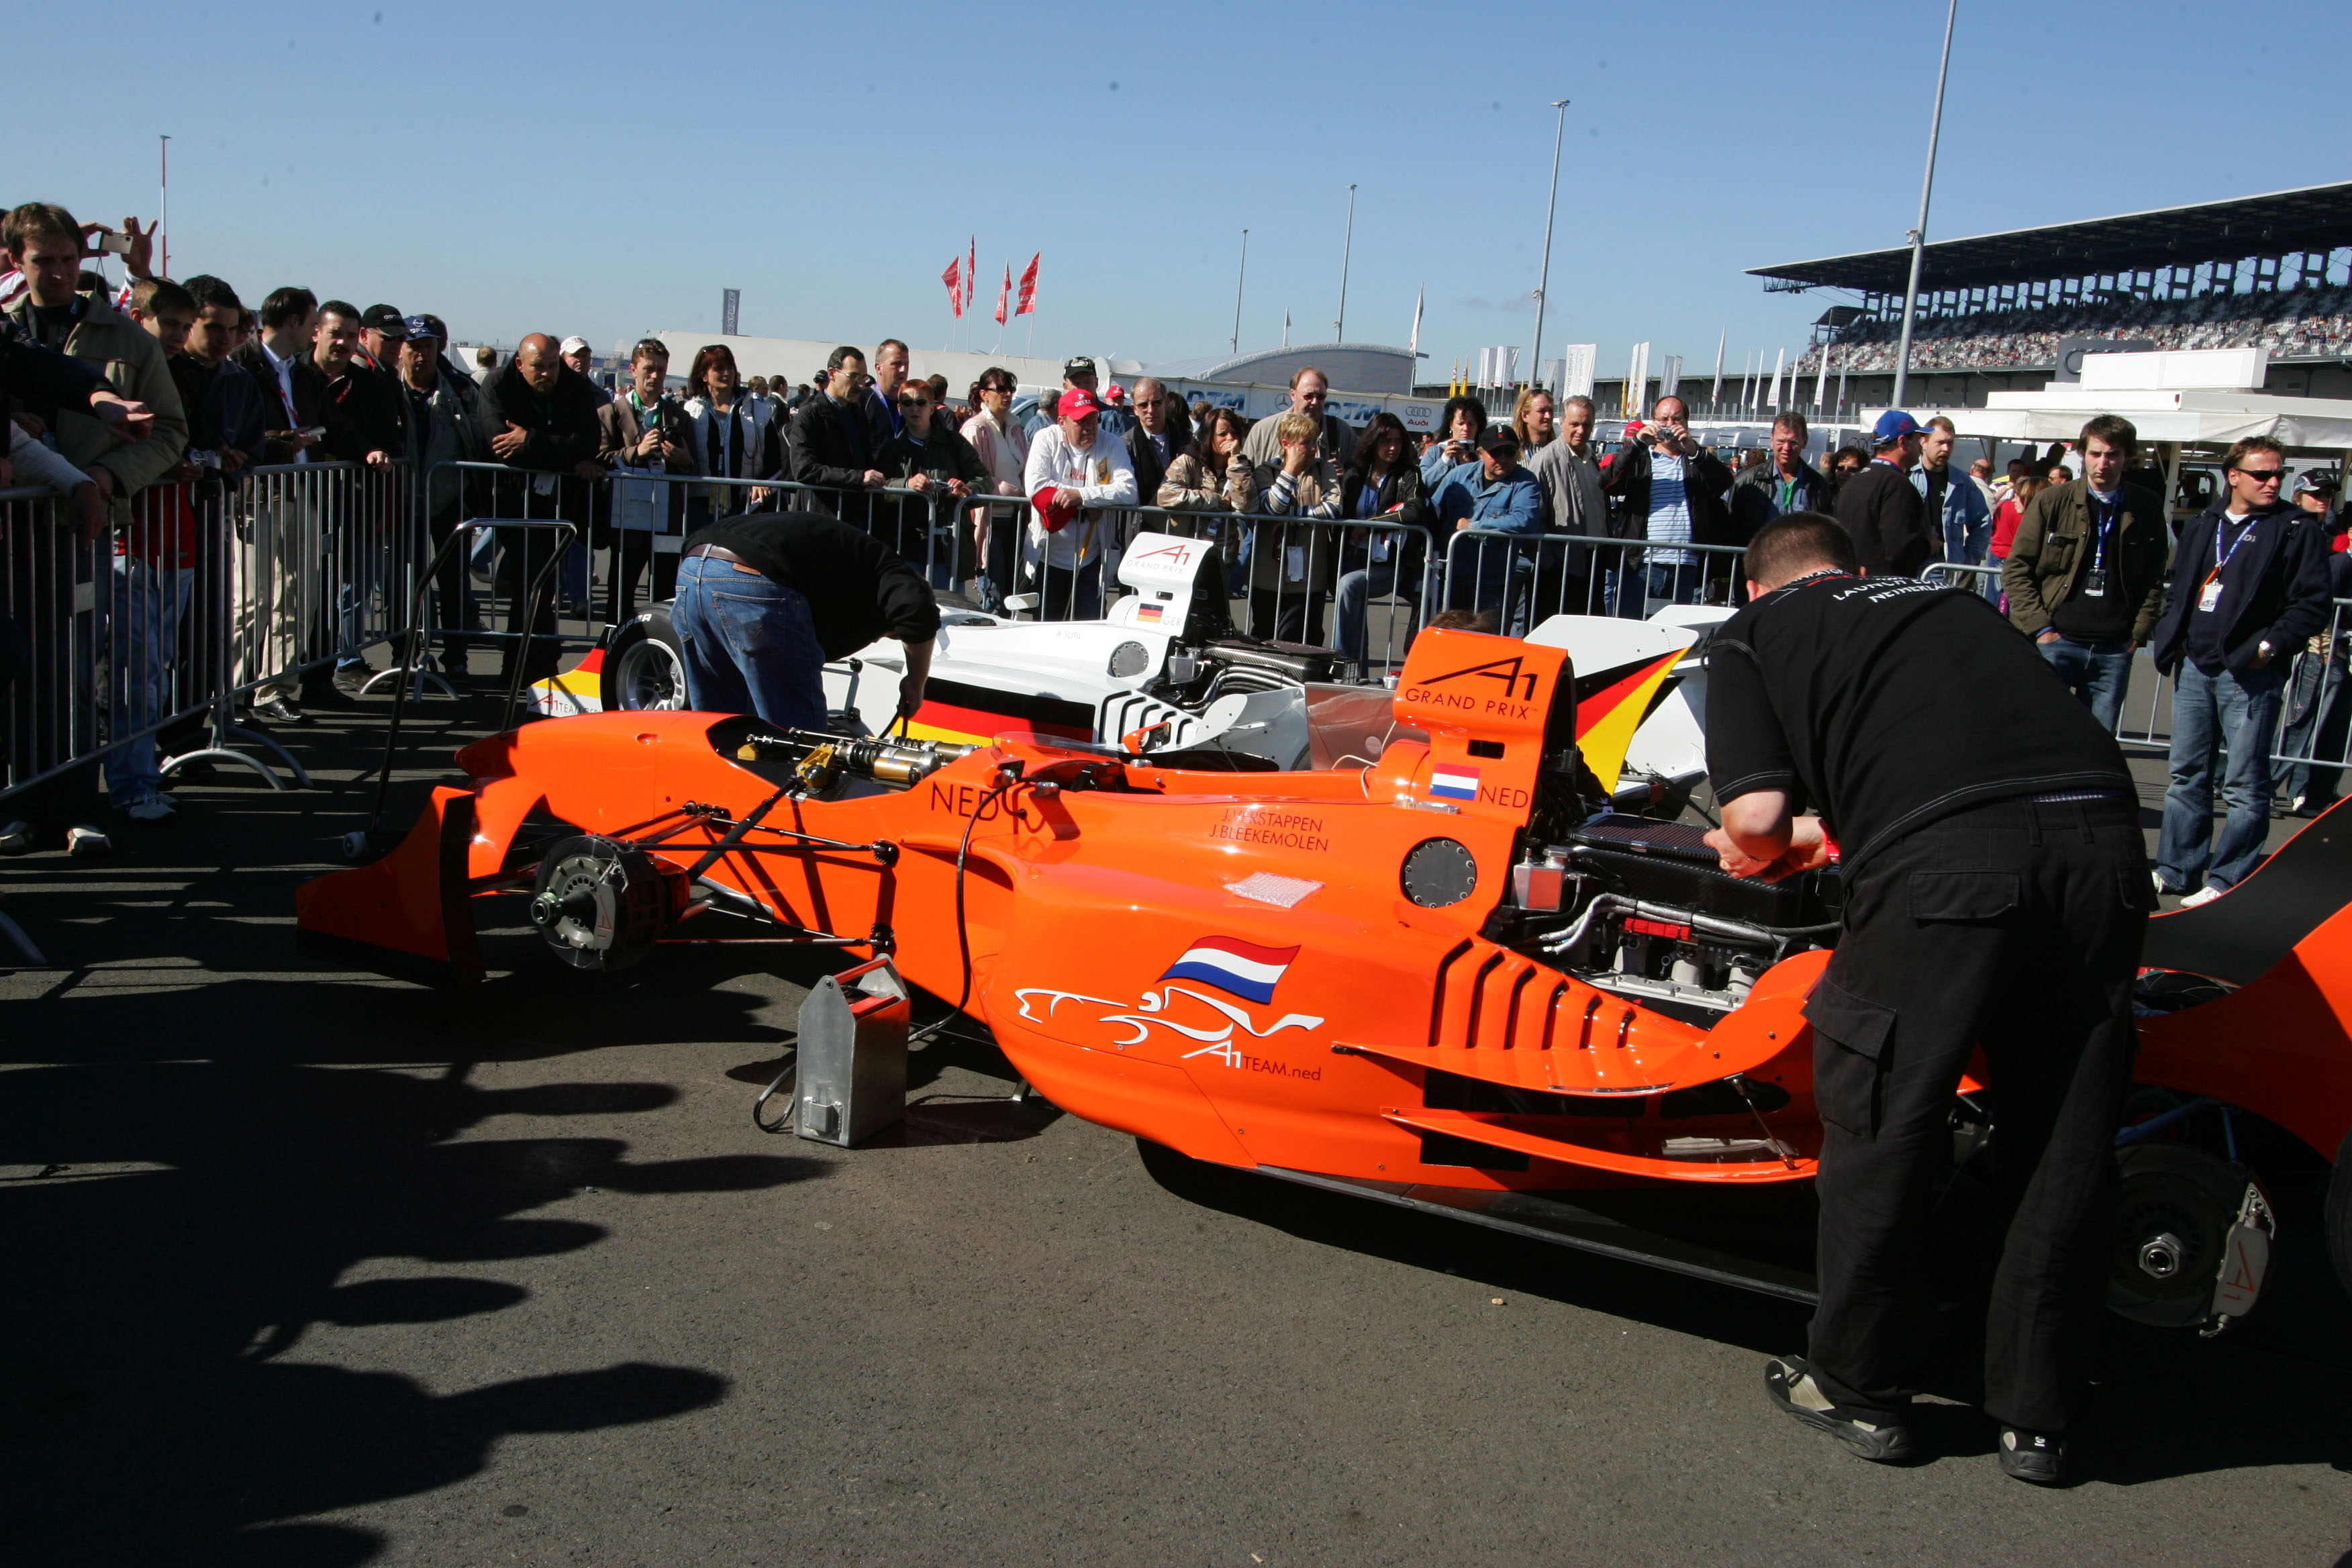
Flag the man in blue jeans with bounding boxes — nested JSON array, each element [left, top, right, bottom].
[[2001, 415, 2171, 734], [2148, 436, 2335, 905], [672, 508, 938, 732], [1431, 428, 1543, 634]]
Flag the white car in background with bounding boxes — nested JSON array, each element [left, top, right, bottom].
[[536, 533, 1726, 805]]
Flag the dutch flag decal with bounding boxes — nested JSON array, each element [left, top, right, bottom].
[[1428, 764, 1480, 801], [1159, 936, 1300, 1006]]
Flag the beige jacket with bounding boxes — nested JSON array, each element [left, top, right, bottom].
[[1156, 451, 1257, 514], [4, 288, 188, 509]]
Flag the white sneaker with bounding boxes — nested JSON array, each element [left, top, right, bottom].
[[2179, 885, 2224, 909], [2150, 870, 2171, 898], [64, 825, 113, 857]]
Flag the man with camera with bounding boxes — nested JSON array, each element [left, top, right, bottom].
[[1600, 393, 1734, 610]]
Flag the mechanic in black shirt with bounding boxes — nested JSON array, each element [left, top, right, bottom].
[[1703, 512, 2147, 1486], [673, 508, 940, 730]]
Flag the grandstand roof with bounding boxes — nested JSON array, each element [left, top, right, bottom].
[[1749, 182, 2352, 295]]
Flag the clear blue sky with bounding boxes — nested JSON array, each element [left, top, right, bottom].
[[19, 0, 2348, 382]]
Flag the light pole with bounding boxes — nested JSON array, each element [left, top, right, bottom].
[[1530, 97, 1570, 393], [1230, 229, 1248, 356], [1334, 185, 1357, 341], [1892, 0, 1959, 409], [158, 134, 170, 278]]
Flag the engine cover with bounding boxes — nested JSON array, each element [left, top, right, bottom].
[[1567, 814, 1837, 930]]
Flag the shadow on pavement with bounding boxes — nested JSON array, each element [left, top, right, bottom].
[[0, 1046, 812, 1563], [1135, 1136, 2352, 1483]]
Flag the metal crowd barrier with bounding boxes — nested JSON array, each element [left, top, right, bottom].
[[438, 459, 1439, 677], [0, 460, 427, 815], [1440, 530, 1753, 629], [960, 495, 1430, 671], [14, 448, 2349, 830]]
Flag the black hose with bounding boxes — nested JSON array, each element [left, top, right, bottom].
[[912, 775, 1011, 1045]]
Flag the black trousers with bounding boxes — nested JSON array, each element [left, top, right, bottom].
[[1803, 795, 2149, 1434], [1247, 587, 1327, 645]]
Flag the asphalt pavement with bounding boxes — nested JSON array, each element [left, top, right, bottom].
[[2, 681, 2347, 1567]]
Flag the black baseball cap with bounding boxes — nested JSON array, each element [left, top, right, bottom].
[[1063, 356, 1097, 377], [1476, 428, 1521, 456], [360, 303, 407, 340]]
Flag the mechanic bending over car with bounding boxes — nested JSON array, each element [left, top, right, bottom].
[[672, 507, 940, 732], [1702, 512, 2149, 1486]]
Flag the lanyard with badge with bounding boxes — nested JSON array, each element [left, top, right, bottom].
[[2081, 493, 2117, 597], [2198, 516, 2259, 614]]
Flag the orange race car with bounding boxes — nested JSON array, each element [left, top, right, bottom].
[[296, 627, 2352, 1332]]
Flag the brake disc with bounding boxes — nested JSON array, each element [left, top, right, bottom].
[[2109, 1141, 2276, 1332], [528, 835, 679, 971]]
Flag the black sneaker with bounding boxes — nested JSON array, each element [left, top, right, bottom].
[[251, 697, 308, 726], [1998, 1426, 2066, 1485], [1764, 1355, 1916, 1463]]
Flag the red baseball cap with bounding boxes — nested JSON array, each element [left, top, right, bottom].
[[1057, 386, 1102, 422]]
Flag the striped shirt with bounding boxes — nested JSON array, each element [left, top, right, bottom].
[[1647, 452, 1694, 565]]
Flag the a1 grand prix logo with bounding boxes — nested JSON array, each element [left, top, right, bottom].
[[1014, 936, 1324, 1071], [1402, 653, 1542, 720]]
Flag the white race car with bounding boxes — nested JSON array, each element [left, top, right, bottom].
[[533, 532, 1727, 803]]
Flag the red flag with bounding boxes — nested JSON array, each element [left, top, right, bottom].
[[994, 262, 1011, 326], [942, 256, 963, 317], [1016, 252, 1040, 317], [966, 236, 977, 311]]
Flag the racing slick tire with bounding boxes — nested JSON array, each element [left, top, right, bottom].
[[601, 602, 688, 713], [2330, 1123, 2352, 1302]]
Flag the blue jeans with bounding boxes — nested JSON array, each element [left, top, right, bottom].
[[104, 558, 194, 803], [670, 553, 827, 730], [1944, 514, 1990, 567], [2157, 659, 2286, 892], [1649, 559, 1706, 607], [1333, 554, 1426, 664], [1446, 537, 1539, 634], [2274, 647, 2351, 806], [2038, 635, 2133, 734], [560, 538, 591, 609]]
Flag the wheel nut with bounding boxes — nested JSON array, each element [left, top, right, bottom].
[[2139, 1232, 2184, 1279]]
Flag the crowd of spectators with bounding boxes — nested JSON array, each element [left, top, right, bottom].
[[1826, 281, 2352, 373], [5, 195, 2349, 863]]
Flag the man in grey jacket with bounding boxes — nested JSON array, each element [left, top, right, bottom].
[[1240, 366, 1357, 470], [1526, 393, 1609, 617]]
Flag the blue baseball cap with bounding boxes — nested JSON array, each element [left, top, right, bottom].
[[1872, 409, 1923, 445], [401, 314, 442, 343]]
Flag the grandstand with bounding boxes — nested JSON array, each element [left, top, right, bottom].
[[1745, 182, 2352, 404]]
